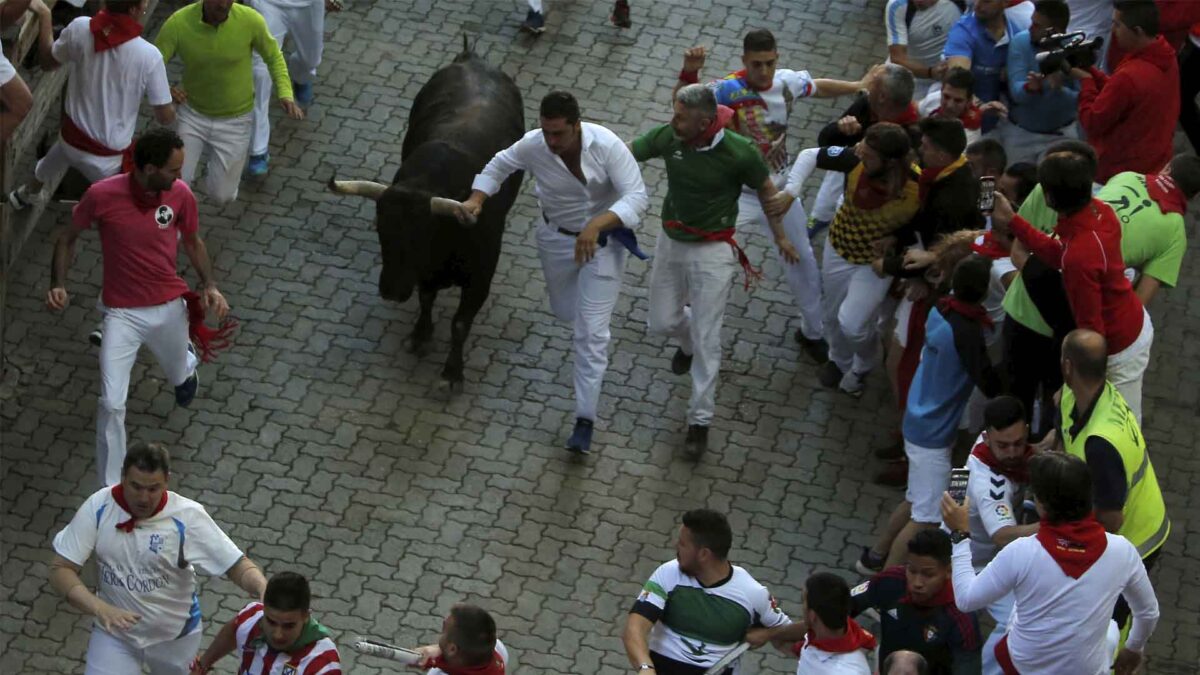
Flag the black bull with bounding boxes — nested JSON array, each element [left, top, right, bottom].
[[329, 44, 524, 391]]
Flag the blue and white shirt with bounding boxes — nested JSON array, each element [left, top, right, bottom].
[[943, 1, 1033, 110], [53, 488, 243, 648]]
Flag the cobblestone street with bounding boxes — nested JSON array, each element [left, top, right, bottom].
[[2, 0, 1197, 672]]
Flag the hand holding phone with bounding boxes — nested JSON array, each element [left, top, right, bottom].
[[978, 176, 996, 213], [949, 468, 970, 505]]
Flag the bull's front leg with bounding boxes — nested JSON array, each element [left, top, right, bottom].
[[409, 286, 436, 356], [441, 286, 487, 394]]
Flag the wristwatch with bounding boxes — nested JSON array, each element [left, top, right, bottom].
[[950, 530, 971, 545]]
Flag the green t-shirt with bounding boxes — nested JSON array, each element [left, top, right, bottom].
[[631, 126, 769, 242], [1001, 177, 1184, 335]]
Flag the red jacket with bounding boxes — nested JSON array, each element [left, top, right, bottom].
[[1079, 36, 1180, 182], [1008, 199, 1145, 354]]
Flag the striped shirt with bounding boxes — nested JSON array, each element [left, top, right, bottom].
[[234, 602, 341, 675]]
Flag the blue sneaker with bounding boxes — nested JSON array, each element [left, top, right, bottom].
[[520, 9, 545, 34], [291, 80, 314, 107], [566, 418, 594, 454], [175, 370, 199, 407], [247, 153, 269, 177]]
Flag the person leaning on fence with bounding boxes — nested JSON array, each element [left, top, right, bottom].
[[0, 0, 55, 143]]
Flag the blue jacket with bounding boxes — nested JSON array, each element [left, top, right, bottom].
[[1006, 30, 1079, 133]]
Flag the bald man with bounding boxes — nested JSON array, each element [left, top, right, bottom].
[[882, 650, 929, 675]]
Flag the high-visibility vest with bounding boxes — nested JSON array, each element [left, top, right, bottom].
[[1061, 382, 1170, 558]]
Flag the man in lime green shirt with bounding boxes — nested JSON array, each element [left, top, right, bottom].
[[631, 84, 799, 459], [156, 0, 302, 205]]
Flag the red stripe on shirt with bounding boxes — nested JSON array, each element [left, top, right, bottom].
[[301, 648, 342, 675]]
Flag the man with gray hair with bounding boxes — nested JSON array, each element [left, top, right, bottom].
[[631, 84, 800, 459]]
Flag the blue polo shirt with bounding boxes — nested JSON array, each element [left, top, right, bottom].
[[943, 5, 1031, 127], [1005, 30, 1079, 133]]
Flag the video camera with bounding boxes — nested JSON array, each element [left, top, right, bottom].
[[1035, 32, 1104, 75]]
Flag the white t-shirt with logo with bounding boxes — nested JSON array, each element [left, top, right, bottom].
[[709, 69, 818, 176], [886, 0, 963, 66], [52, 488, 244, 648], [53, 16, 171, 150], [795, 636, 872, 674], [962, 447, 1024, 568]]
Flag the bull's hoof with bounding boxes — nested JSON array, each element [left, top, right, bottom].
[[434, 377, 464, 397]]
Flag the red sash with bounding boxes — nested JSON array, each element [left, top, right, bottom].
[[61, 114, 136, 173], [995, 634, 1020, 674], [182, 291, 238, 363], [664, 221, 762, 290]]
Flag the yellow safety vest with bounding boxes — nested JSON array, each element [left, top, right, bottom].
[[1061, 382, 1169, 558]]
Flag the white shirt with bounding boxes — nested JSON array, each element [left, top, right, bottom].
[[709, 69, 817, 176], [886, 0, 963, 66], [54, 16, 171, 150], [951, 534, 1159, 674], [960, 450, 1023, 566], [984, 256, 1016, 341], [1066, 0, 1114, 44], [472, 122, 648, 233], [0, 54, 15, 86], [53, 488, 244, 648], [795, 637, 872, 675], [428, 640, 509, 675]]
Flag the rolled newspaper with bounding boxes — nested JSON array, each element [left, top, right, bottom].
[[352, 637, 422, 664]]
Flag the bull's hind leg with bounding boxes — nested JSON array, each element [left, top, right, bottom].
[[409, 287, 437, 356], [440, 287, 487, 394]]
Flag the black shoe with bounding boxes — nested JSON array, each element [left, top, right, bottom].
[[175, 371, 199, 407], [520, 9, 545, 33], [670, 347, 693, 375], [610, 0, 631, 28], [855, 546, 885, 576], [88, 328, 103, 347], [818, 360, 844, 388], [566, 418, 594, 455], [795, 330, 829, 364], [683, 424, 708, 460]]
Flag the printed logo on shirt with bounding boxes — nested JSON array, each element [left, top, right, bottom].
[[671, 150, 684, 160], [155, 205, 175, 229], [851, 581, 869, 596], [148, 533, 164, 554], [638, 589, 651, 602], [679, 636, 709, 660], [768, 595, 782, 614], [283, 665, 298, 675], [994, 503, 1011, 520], [923, 625, 939, 642], [828, 146, 844, 156]]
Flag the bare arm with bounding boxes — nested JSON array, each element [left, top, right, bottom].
[[181, 231, 229, 320], [191, 614, 240, 674], [991, 523, 1039, 549], [1134, 275, 1162, 306], [225, 557, 266, 599], [49, 554, 141, 632], [30, 0, 57, 70], [153, 103, 176, 126], [622, 614, 657, 671], [0, 74, 33, 141], [1096, 508, 1124, 534]]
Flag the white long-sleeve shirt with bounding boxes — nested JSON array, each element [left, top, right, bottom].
[[951, 534, 1159, 674], [471, 122, 648, 233]]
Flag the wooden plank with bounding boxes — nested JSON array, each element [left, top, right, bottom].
[[12, 0, 60, 66]]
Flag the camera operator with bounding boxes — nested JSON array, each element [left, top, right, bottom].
[[1003, 1, 1081, 164], [1071, 0, 1180, 182]]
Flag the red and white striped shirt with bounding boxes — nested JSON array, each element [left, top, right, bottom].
[[234, 602, 341, 675]]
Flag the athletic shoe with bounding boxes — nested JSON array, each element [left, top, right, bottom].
[[175, 370, 199, 407], [855, 546, 885, 576], [247, 154, 269, 177], [610, 0, 631, 28], [670, 347, 693, 375], [683, 424, 708, 460], [566, 418, 594, 454], [839, 369, 866, 398], [808, 217, 830, 236], [6, 184, 42, 210], [794, 330, 829, 364], [292, 80, 314, 107], [88, 328, 103, 347], [818, 360, 844, 388], [520, 9, 545, 33]]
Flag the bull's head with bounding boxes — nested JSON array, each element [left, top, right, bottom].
[[328, 176, 476, 302]]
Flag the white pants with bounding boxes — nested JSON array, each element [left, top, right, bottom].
[[250, 0, 324, 157], [905, 439, 952, 523], [982, 592, 1015, 675], [821, 238, 892, 375], [528, 0, 543, 11], [811, 170, 844, 223], [647, 230, 738, 426], [97, 299, 198, 487], [1107, 309, 1153, 425], [999, 118, 1079, 166], [176, 104, 252, 206], [34, 140, 122, 186], [84, 626, 201, 675], [736, 191, 823, 340], [536, 223, 627, 421]]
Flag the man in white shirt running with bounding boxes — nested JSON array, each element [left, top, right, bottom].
[[8, 0, 175, 210], [674, 30, 869, 362], [48, 442, 267, 675], [943, 451, 1159, 675], [464, 91, 649, 455], [414, 604, 509, 674]]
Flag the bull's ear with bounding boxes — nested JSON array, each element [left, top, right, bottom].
[[429, 197, 478, 227]]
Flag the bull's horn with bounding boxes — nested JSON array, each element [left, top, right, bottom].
[[430, 197, 478, 227], [328, 176, 389, 200]]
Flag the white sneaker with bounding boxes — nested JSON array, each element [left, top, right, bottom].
[[839, 369, 866, 398], [6, 184, 44, 211]]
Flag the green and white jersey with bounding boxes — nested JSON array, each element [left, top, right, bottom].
[[634, 560, 790, 670]]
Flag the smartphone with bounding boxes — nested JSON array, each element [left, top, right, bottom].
[[979, 176, 996, 213], [949, 468, 970, 505]]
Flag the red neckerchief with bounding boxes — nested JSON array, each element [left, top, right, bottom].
[[428, 651, 505, 675], [917, 156, 967, 203], [126, 171, 161, 211], [688, 105, 735, 148], [111, 484, 168, 533], [850, 171, 896, 210], [932, 105, 983, 131], [1145, 173, 1187, 216], [938, 296, 993, 329], [1036, 515, 1108, 579], [901, 579, 956, 608], [730, 69, 771, 92], [971, 231, 1009, 259], [793, 619, 878, 655], [91, 10, 143, 53], [971, 439, 1032, 484], [874, 101, 920, 126]]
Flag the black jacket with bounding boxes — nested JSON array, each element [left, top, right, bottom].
[[883, 161, 982, 277]]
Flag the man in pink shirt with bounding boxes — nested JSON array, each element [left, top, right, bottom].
[[46, 128, 231, 487]]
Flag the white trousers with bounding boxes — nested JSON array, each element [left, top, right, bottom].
[[1107, 309, 1154, 425], [84, 626, 201, 675], [528, 0, 543, 12], [821, 238, 892, 375], [34, 140, 122, 186], [982, 592, 1015, 675], [647, 230, 738, 426], [250, 0, 324, 157], [176, 104, 252, 206], [904, 439, 952, 523], [97, 299, 198, 487], [811, 170, 844, 223], [736, 191, 823, 340], [535, 223, 626, 421]]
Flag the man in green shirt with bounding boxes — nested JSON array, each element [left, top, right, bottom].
[[156, 0, 302, 205], [632, 84, 799, 459]]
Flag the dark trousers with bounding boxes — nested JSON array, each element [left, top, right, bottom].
[[1003, 316, 1063, 438], [1181, 42, 1200, 154]]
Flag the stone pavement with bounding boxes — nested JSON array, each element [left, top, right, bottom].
[[2, 0, 1198, 673]]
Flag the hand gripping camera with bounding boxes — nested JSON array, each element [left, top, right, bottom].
[[1035, 32, 1104, 75]]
